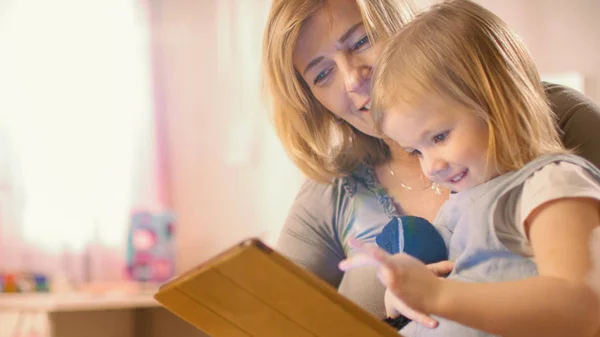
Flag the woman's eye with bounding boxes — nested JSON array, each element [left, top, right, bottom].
[[313, 68, 332, 85], [353, 35, 370, 51], [433, 131, 449, 144]]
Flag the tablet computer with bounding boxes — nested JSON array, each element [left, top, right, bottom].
[[154, 238, 400, 337]]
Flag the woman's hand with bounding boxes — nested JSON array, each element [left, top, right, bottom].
[[426, 260, 454, 278], [339, 238, 449, 329]]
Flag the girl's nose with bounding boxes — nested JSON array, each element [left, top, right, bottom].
[[423, 156, 450, 178]]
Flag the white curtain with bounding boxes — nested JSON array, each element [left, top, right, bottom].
[[215, 0, 304, 246], [0, 0, 156, 284]]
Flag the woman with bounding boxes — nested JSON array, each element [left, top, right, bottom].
[[262, 0, 600, 319]]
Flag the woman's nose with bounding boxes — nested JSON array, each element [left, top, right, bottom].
[[341, 61, 371, 93]]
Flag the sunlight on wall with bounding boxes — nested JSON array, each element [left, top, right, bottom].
[[0, 0, 153, 262], [541, 72, 585, 93]]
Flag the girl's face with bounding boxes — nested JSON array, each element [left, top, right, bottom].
[[382, 98, 498, 193], [292, 0, 383, 137]]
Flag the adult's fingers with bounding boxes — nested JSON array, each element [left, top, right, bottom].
[[426, 260, 454, 277]]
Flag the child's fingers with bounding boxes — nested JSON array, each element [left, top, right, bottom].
[[338, 253, 379, 271], [402, 307, 439, 329], [348, 238, 395, 267], [377, 268, 400, 287], [384, 289, 438, 329]]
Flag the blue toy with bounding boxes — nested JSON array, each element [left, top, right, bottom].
[[376, 216, 447, 264], [376, 216, 448, 330]]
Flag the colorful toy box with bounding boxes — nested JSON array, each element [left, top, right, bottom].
[[126, 210, 176, 283]]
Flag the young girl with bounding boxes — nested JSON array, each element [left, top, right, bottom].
[[339, 1, 600, 336]]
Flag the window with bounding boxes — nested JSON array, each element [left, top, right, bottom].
[[0, 0, 155, 281]]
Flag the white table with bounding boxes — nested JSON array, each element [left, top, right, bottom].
[[0, 292, 207, 337]]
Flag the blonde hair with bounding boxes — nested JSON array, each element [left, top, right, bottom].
[[262, 0, 416, 183], [371, 0, 565, 173]]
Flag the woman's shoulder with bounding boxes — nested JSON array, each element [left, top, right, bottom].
[[294, 163, 375, 205], [288, 162, 398, 225], [544, 82, 600, 168], [292, 163, 398, 225], [280, 164, 383, 257], [544, 81, 600, 120]]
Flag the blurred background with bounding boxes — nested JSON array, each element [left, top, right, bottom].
[[132, 0, 600, 275], [0, 0, 598, 334]]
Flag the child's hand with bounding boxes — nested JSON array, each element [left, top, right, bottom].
[[339, 238, 443, 329], [383, 288, 438, 328], [384, 260, 453, 328]]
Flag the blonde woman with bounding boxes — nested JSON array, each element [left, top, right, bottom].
[[340, 1, 600, 336], [262, 0, 600, 322]]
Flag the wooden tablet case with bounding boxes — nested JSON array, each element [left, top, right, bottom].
[[154, 238, 401, 337]]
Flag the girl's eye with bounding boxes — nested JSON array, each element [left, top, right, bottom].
[[433, 131, 450, 144], [313, 67, 332, 85], [353, 35, 370, 51]]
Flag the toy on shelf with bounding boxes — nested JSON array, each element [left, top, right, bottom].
[[0, 272, 49, 293]]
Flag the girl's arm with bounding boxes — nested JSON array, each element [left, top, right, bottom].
[[341, 197, 600, 336], [432, 197, 600, 337]]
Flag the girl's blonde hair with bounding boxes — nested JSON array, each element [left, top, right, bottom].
[[262, 0, 416, 183], [372, 0, 565, 173]]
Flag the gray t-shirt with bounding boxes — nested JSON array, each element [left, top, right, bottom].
[[275, 83, 600, 318]]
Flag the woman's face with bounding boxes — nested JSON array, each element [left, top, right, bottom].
[[292, 0, 383, 137]]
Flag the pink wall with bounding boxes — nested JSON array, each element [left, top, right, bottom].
[[461, 0, 600, 102], [154, 0, 232, 271], [153, 1, 302, 272]]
